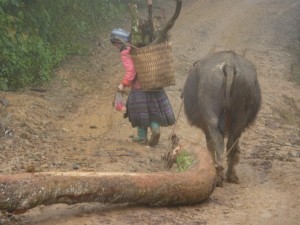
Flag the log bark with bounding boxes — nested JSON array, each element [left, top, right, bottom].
[[0, 148, 216, 214]]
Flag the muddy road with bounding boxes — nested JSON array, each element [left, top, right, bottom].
[[0, 0, 300, 224]]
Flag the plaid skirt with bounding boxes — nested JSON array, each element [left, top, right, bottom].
[[126, 89, 176, 128]]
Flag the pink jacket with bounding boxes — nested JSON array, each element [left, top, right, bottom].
[[120, 47, 142, 90]]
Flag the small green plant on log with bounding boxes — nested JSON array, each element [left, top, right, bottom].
[[176, 150, 195, 172]]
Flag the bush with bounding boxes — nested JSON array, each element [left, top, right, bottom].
[[0, 0, 143, 91]]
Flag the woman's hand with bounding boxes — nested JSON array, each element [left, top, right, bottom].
[[118, 83, 125, 91]]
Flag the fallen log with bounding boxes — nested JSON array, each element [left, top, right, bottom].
[[0, 148, 216, 214]]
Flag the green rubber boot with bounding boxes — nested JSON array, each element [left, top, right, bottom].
[[148, 121, 160, 147], [132, 127, 148, 144]]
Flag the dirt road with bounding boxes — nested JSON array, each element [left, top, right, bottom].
[[0, 0, 299, 224]]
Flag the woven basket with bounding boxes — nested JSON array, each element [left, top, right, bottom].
[[131, 42, 175, 90]]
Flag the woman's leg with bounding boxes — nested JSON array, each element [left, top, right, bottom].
[[132, 126, 148, 144], [148, 121, 160, 147]]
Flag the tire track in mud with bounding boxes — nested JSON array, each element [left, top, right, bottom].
[[171, 0, 258, 72], [172, 0, 300, 80]]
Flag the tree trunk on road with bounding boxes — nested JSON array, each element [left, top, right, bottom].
[[0, 148, 216, 214]]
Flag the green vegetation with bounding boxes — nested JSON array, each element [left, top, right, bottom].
[[0, 0, 143, 91], [176, 150, 195, 172]]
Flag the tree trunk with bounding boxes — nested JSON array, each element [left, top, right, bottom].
[[128, 3, 143, 46], [0, 148, 216, 214], [147, 0, 154, 42], [151, 0, 182, 45]]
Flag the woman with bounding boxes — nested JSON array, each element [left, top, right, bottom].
[[110, 28, 175, 147]]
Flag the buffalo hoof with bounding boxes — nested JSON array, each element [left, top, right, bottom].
[[216, 176, 224, 187], [215, 164, 225, 187], [226, 171, 240, 184]]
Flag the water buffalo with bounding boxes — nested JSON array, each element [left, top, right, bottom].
[[182, 51, 261, 186]]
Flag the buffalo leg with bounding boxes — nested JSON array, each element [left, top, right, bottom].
[[205, 134, 216, 163], [206, 125, 225, 164], [205, 125, 225, 187], [226, 135, 241, 183]]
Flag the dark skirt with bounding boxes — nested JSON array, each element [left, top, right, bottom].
[[126, 89, 176, 128]]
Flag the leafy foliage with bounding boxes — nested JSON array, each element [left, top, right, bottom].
[[0, 0, 142, 91], [176, 150, 195, 172]]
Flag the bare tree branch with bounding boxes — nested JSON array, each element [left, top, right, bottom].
[[151, 0, 182, 45]]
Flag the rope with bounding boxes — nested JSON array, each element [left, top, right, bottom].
[[224, 137, 239, 158], [168, 98, 184, 149]]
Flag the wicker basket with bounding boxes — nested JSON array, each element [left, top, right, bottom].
[[131, 42, 175, 90]]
